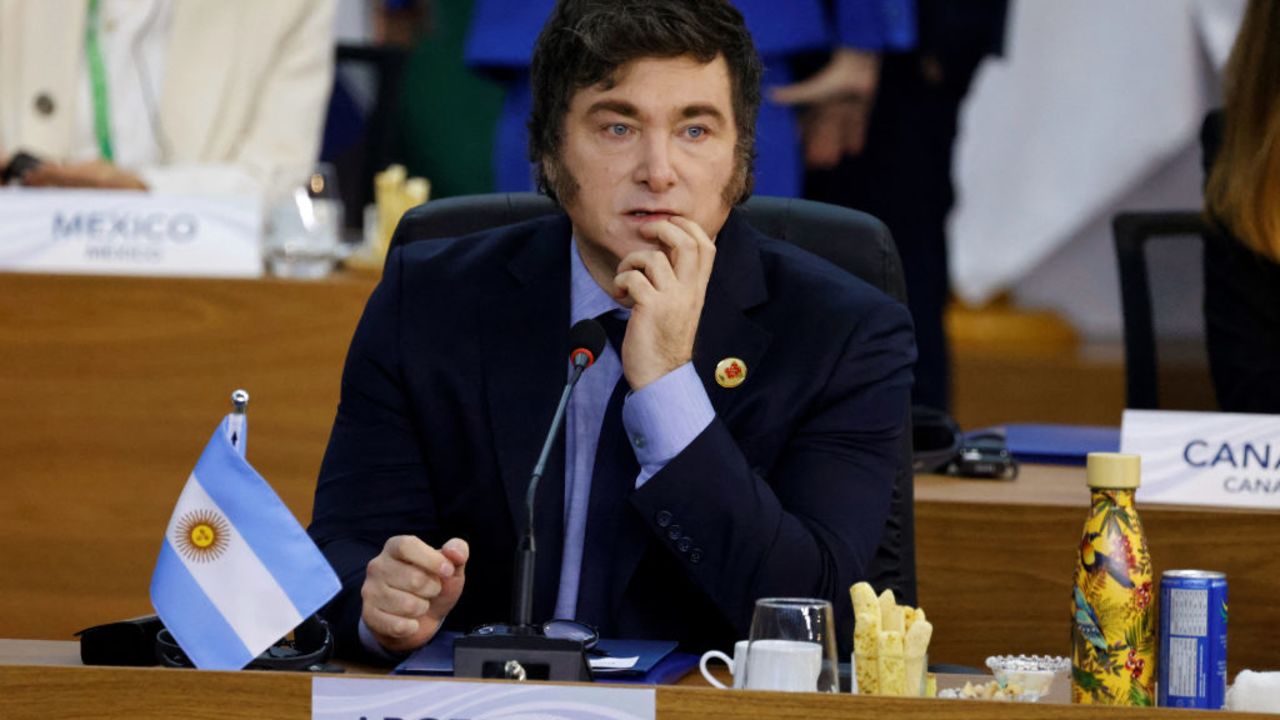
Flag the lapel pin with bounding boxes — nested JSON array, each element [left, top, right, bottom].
[[715, 357, 747, 388]]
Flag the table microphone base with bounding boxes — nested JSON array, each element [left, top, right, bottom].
[[453, 633, 592, 682]]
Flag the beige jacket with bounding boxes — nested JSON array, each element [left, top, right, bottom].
[[0, 0, 335, 202]]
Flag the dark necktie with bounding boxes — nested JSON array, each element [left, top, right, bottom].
[[573, 311, 640, 629]]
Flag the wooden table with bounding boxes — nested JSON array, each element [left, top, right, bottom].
[[2, 272, 1277, 679], [916, 466, 1280, 676], [1, 639, 1265, 719]]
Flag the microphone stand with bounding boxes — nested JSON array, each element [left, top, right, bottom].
[[454, 354, 595, 682]]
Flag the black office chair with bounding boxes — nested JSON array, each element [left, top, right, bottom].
[[1113, 210, 1219, 410], [392, 192, 917, 604]]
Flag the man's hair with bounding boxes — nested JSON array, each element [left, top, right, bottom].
[[528, 0, 763, 206]]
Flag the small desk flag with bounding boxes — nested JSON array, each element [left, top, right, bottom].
[[150, 413, 340, 670]]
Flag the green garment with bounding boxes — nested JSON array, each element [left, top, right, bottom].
[[394, 0, 504, 198]]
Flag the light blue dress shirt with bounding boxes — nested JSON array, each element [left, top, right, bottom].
[[553, 239, 715, 619]]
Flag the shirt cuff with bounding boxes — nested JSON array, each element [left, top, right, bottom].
[[357, 617, 411, 662], [621, 362, 715, 488]]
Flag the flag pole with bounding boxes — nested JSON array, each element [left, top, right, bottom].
[[231, 389, 250, 414]]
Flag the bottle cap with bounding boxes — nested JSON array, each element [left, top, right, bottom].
[[1086, 452, 1141, 489]]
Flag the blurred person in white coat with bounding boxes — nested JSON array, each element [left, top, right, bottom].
[[0, 0, 335, 204]]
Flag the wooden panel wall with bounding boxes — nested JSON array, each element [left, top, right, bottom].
[[0, 272, 377, 638]]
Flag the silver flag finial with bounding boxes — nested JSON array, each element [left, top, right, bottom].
[[231, 389, 250, 414]]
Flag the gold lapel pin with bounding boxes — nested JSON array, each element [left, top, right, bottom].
[[715, 357, 747, 388]]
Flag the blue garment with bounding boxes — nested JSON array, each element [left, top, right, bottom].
[[309, 208, 915, 659], [466, 0, 915, 197]]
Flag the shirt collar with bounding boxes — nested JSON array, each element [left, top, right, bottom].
[[570, 236, 628, 324]]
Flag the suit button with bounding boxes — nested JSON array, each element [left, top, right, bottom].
[[676, 537, 692, 553], [655, 510, 672, 528], [690, 548, 703, 564], [666, 524, 682, 541], [34, 93, 55, 116]]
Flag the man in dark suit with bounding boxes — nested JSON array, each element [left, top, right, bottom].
[[309, 0, 915, 661]]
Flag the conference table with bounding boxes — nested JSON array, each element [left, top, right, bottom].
[[1, 271, 1277, 715], [0, 638, 1261, 719]]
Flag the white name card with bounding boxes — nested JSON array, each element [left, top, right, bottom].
[[312, 677, 655, 720], [0, 188, 262, 278], [1122, 409, 1280, 508]]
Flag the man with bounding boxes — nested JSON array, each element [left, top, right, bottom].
[[309, 0, 915, 661], [0, 0, 334, 204]]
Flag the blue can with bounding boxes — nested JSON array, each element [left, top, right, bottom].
[[1159, 570, 1228, 708]]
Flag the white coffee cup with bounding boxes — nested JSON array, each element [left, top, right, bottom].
[[699, 640, 750, 688], [741, 639, 823, 692]]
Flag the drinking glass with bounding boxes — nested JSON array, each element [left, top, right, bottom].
[[740, 597, 840, 693], [265, 163, 344, 278]]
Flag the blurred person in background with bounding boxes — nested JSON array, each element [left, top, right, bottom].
[[1202, 0, 1280, 413], [777, 0, 1009, 412], [464, 0, 915, 199], [0, 0, 335, 205]]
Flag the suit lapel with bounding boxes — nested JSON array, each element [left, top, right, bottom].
[[692, 211, 772, 416], [479, 215, 573, 618], [606, 209, 773, 611], [159, 0, 237, 161]]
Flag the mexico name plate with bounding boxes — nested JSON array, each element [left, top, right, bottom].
[[0, 188, 262, 278], [1122, 409, 1280, 508], [312, 677, 655, 720]]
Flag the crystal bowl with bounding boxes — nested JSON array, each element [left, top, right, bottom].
[[984, 655, 1071, 701]]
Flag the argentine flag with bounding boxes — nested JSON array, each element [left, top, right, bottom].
[[150, 413, 340, 670]]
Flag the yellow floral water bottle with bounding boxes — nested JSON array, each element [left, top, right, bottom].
[[1071, 453, 1156, 705]]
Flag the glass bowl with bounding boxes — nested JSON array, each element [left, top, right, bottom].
[[984, 655, 1071, 701]]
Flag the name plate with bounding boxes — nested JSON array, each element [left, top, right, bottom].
[[0, 188, 262, 278], [1122, 409, 1280, 508], [312, 677, 656, 720]]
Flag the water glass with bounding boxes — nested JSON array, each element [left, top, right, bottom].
[[741, 597, 840, 693]]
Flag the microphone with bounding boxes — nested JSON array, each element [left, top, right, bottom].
[[513, 319, 605, 630], [454, 319, 605, 682]]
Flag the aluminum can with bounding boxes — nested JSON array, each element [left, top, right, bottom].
[[1159, 570, 1228, 708]]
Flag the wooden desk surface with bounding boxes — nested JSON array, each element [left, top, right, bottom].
[[916, 469, 1280, 675], [2, 272, 1277, 680], [1, 640, 1263, 720]]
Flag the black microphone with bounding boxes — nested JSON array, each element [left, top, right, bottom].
[[454, 319, 605, 682], [512, 318, 605, 630]]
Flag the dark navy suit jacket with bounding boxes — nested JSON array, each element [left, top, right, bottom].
[[308, 209, 915, 659]]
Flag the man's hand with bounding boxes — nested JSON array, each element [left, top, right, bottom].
[[23, 160, 147, 190], [361, 536, 469, 654], [612, 216, 715, 390], [770, 48, 881, 168]]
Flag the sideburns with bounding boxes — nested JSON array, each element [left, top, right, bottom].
[[545, 153, 581, 208], [721, 142, 753, 207]]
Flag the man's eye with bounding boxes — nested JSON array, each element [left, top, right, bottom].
[[608, 124, 630, 136], [686, 126, 706, 139]]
